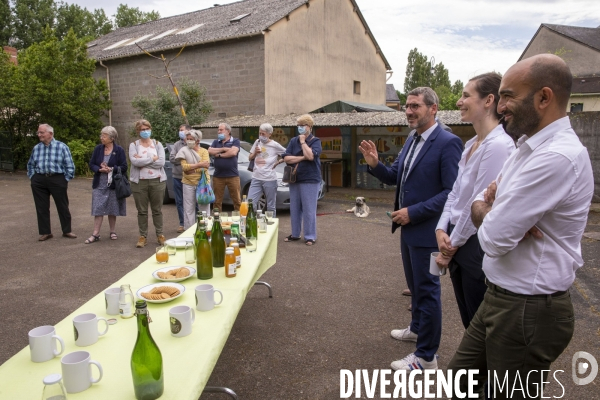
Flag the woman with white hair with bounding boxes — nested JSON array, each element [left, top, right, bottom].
[[176, 129, 211, 229], [248, 123, 286, 216], [85, 126, 127, 243]]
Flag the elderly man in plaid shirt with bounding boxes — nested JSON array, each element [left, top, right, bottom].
[[27, 124, 77, 241]]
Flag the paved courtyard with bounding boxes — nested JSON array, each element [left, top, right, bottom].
[[1, 171, 599, 399]]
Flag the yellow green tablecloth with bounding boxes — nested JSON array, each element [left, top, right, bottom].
[[0, 220, 278, 399]]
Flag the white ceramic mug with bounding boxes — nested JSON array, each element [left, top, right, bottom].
[[104, 287, 120, 315], [28, 325, 65, 363], [61, 351, 103, 394], [169, 305, 195, 337], [429, 252, 447, 276], [73, 313, 109, 347], [195, 284, 223, 312]]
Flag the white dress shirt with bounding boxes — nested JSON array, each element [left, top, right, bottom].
[[436, 125, 515, 247], [477, 117, 594, 294], [403, 123, 437, 171]]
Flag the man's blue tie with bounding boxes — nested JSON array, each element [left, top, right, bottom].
[[399, 134, 421, 208]]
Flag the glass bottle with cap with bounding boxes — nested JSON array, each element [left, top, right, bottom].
[[42, 373, 68, 400], [232, 242, 241, 269], [119, 284, 134, 319], [225, 248, 236, 278], [211, 210, 225, 268]]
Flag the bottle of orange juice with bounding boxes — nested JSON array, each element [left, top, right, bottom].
[[239, 195, 248, 235], [225, 248, 236, 278], [232, 242, 241, 269]]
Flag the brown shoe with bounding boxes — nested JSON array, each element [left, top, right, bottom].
[[136, 236, 147, 248], [402, 288, 411, 296], [39, 234, 53, 241], [157, 235, 166, 245], [177, 226, 185, 233], [407, 304, 412, 311], [62, 232, 77, 239]]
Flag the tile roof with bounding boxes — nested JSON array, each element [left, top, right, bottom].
[[87, 0, 306, 60], [571, 76, 600, 94], [86, 0, 391, 69], [198, 110, 467, 128], [543, 24, 600, 53], [386, 84, 400, 102], [521, 24, 600, 60]]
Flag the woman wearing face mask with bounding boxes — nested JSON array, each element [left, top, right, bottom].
[[129, 119, 167, 248], [170, 124, 192, 233], [283, 114, 322, 246], [175, 129, 211, 229], [247, 123, 286, 217], [435, 72, 515, 328]]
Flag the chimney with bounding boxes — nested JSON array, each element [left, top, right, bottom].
[[2, 46, 17, 65]]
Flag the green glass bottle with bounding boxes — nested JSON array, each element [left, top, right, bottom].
[[131, 300, 163, 400], [246, 201, 258, 239], [193, 212, 202, 249], [211, 210, 225, 268], [196, 220, 213, 279]]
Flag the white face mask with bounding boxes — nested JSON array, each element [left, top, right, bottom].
[[186, 140, 196, 149]]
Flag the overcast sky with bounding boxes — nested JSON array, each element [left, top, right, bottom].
[[70, 0, 600, 92]]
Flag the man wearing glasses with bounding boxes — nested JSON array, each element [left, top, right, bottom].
[[27, 124, 77, 241], [359, 87, 462, 371]]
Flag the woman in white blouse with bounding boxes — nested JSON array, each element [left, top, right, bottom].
[[435, 72, 515, 329]]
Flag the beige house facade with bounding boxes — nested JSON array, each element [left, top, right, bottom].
[[87, 0, 391, 142], [519, 24, 600, 112]]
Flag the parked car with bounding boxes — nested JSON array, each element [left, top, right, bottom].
[[163, 139, 325, 210]]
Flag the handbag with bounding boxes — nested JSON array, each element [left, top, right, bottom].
[[113, 166, 131, 199], [282, 164, 298, 183], [196, 172, 215, 205], [282, 136, 314, 183], [247, 139, 260, 172]]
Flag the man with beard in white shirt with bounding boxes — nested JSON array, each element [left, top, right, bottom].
[[447, 54, 594, 399]]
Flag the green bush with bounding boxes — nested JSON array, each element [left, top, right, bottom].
[[68, 139, 97, 177]]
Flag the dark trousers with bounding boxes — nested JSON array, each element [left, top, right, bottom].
[[173, 177, 184, 226], [401, 237, 441, 362], [31, 174, 72, 235], [448, 230, 487, 329], [448, 285, 574, 399]]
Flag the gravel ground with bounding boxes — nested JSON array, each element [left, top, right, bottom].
[[1, 171, 599, 399]]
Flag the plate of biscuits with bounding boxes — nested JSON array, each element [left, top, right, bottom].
[[137, 283, 185, 303], [152, 266, 196, 282]]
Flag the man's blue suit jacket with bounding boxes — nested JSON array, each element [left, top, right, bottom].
[[369, 124, 463, 248]]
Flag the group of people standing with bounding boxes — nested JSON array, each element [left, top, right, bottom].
[[27, 114, 323, 249], [361, 54, 594, 398]]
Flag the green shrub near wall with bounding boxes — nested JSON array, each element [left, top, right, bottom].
[[68, 139, 96, 177]]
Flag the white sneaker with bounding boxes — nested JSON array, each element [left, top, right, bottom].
[[391, 352, 438, 371], [390, 325, 418, 342]]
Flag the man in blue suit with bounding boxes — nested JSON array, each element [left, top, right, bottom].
[[359, 87, 462, 370]]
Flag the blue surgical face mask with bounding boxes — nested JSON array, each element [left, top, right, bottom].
[[297, 126, 307, 135], [140, 130, 151, 139], [217, 133, 225, 141], [259, 135, 268, 143], [179, 131, 186, 140]]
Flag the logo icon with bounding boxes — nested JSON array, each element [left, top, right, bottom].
[[572, 351, 598, 385]]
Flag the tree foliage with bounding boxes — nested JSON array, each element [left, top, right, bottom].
[[0, 28, 110, 168], [4, 1, 160, 48], [55, 3, 112, 41], [132, 79, 213, 145], [0, 0, 11, 46], [113, 4, 160, 29], [12, 0, 56, 49], [402, 48, 463, 110]]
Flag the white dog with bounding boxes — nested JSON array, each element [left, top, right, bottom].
[[346, 197, 370, 218]]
